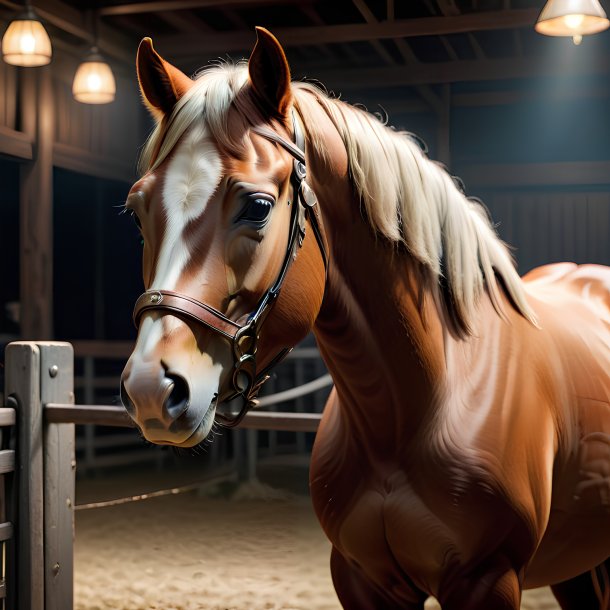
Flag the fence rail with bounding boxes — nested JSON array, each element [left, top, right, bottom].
[[45, 404, 321, 432], [2, 340, 329, 610]]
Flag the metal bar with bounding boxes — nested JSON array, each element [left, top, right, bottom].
[[45, 404, 321, 432]]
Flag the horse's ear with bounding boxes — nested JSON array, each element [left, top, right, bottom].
[[136, 37, 194, 119], [248, 27, 292, 119]]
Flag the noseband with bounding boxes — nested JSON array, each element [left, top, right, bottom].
[[132, 113, 328, 427]]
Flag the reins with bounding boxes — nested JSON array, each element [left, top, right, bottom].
[[132, 112, 328, 427]]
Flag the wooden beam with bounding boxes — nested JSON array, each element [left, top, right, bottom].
[[20, 69, 54, 340], [460, 160, 610, 188], [156, 10, 214, 34], [351, 0, 443, 114], [437, 0, 460, 16], [53, 143, 135, 184], [0, 125, 33, 161], [99, 0, 314, 16], [304, 54, 609, 88], [158, 8, 541, 55]]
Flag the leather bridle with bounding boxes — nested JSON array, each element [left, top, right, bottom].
[[132, 113, 328, 427]]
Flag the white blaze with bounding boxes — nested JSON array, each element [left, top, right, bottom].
[[152, 123, 222, 290]]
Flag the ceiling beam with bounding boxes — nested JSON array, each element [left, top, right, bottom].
[[98, 0, 313, 16], [303, 54, 609, 88], [157, 8, 541, 56]]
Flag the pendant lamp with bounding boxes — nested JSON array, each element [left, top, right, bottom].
[[535, 0, 610, 45], [1, 3, 52, 67], [72, 47, 116, 104]]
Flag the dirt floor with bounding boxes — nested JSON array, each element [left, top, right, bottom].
[[74, 460, 561, 610]]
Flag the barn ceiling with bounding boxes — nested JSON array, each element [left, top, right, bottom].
[[1, 0, 609, 114]]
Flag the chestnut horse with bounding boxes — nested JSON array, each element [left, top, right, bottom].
[[120, 29, 610, 610]]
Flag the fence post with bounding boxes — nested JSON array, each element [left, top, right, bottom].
[[5, 342, 44, 610], [40, 343, 74, 610]]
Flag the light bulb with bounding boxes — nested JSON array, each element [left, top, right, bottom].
[[86, 73, 102, 91], [573, 34, 583, 44], [563, 14, 585, 29], [19, 33, 36, 54]]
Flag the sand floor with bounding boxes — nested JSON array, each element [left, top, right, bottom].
[[74, 468, 561, 610]]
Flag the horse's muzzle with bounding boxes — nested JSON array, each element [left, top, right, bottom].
[[120, 359, 203, 445]]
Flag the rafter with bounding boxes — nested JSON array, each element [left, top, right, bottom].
[[158, 10, 213, 34], [351, 0, 396, 65], [351, 0, 443, 114], [98, 0, 314, 16], [156, 8, 540, 55], [303, 54, 609, 88]]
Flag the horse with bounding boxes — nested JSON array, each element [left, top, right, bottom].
[[119, 28, 610, 610]]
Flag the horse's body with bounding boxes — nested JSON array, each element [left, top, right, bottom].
[[121, 30, 610, 609]]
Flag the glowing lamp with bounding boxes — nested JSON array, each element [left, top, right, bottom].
[[1, 7, 52, 67], [535, 0, 610, 45], [72, 49, 116, 104]]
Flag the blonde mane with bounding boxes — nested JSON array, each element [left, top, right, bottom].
[[139, 64, 537, 337]]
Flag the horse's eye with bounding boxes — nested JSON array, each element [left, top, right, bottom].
[[237, 195, 274, 226]]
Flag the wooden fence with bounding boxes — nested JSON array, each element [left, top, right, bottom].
[[3, 341, 323, 610], [70, 340, 328, 474]]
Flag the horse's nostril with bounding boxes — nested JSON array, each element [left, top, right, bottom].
[[164, 374, 190, 419], [120, 381, 136, 416]]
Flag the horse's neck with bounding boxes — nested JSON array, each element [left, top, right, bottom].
[[312, 192, 447, 442]]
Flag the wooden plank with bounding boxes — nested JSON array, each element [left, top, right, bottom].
[[39, 343, 75, 610], [0, 522, 14, 543], [309, 54, 610, 88], [45, 404, 134, 428], [0, 452, 15, 475], [460, 160, 610, 188], [45, 403, 321, 431], [99, 0, 314, 15], [5, 342, 44, 610], [19, 69, 54, 340], [158, 8, 540, 54], [0, 125, 32, 161], [0, 409, 16, 428], [53, 142, 135, 184]]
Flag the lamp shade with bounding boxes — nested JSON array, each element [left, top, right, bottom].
[[72, 50, 116, 104], [1, 9, 52, 67], [535, 0, 610, 37]]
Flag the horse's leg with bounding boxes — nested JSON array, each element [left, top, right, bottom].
[[550, 559, 610, 610], [438, 557, 522, 610], [330, 547, 427, 610]]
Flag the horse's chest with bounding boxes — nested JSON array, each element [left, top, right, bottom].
[[315, 470, 450, 595]]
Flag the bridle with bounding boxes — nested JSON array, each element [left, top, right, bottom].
[[132, 113, 328, 427]]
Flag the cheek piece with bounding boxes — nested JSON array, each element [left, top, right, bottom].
[[132, 112, 329, 428]]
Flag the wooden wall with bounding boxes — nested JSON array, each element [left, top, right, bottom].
[[0, 42, 144, 182]]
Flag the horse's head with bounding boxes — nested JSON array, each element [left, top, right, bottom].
[[120, 29, 327, 447]]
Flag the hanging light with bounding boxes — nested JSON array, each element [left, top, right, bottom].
[[535, 0, 610, 45], [1, 4, 52, 67], [72, 47, 116, 104]]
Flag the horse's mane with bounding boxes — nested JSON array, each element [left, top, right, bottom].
[[139, 63, 538, 338]]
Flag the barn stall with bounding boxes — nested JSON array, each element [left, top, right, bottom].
[[1, 0, 610, 608]]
